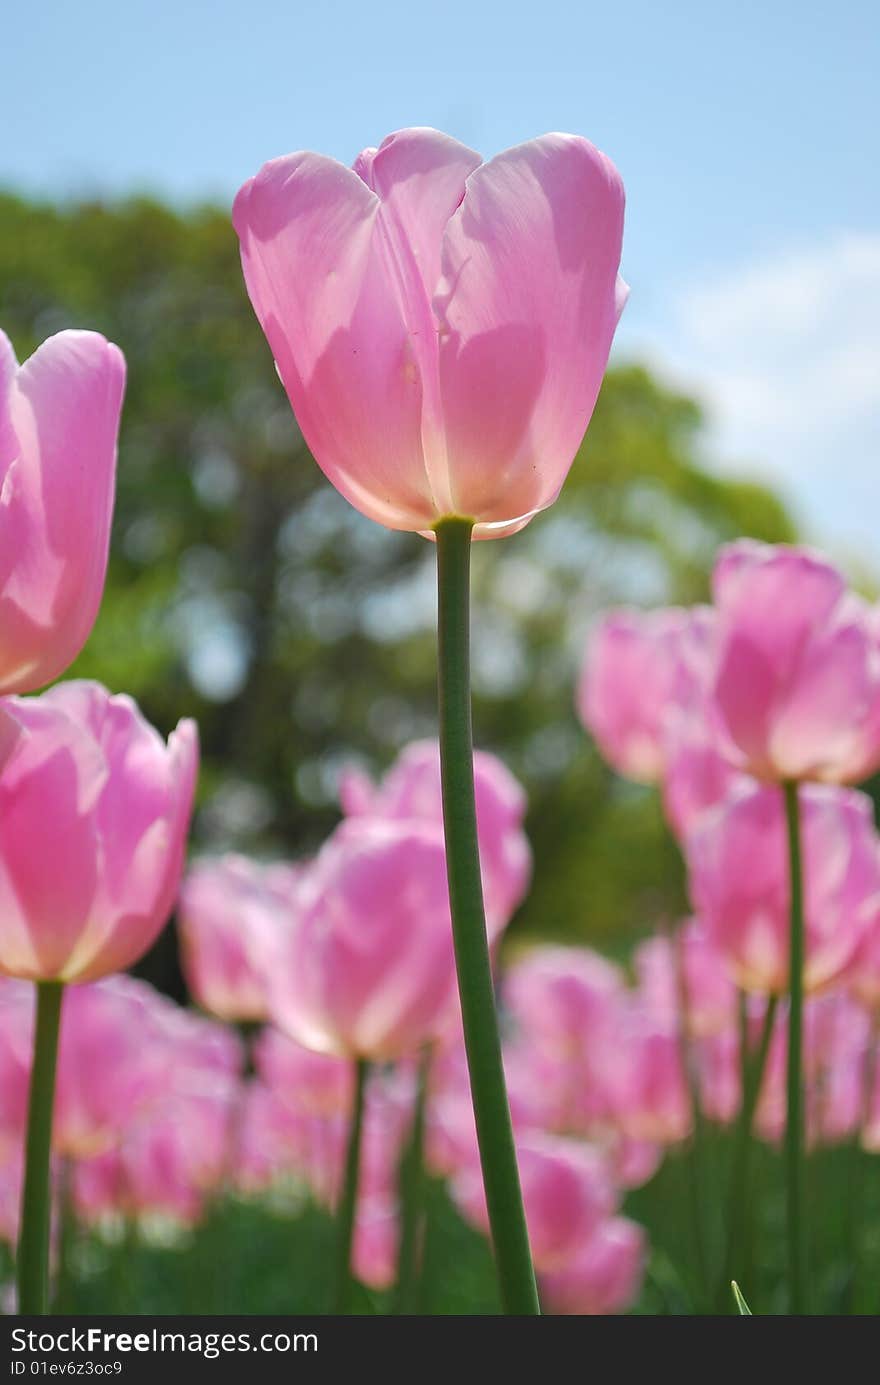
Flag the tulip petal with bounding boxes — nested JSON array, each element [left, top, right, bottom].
[[233, 153, 437, 531], [0, 332, 124, 693], [435, 133, 625, 530]]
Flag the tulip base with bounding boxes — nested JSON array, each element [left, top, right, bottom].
[[17, 980, 65, 1315], [434, 516, 540, 1316]]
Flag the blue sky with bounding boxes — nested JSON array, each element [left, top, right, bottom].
[[6, 0, 879, 558]]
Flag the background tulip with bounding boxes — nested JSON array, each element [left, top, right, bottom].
[[710, 540, 880, 783], [686, 782, 880, 995], [178, 856, 302, 1022], [578, 606, 713, 783], [0, 329, 124, 694], [268, 817, 461, 1060], [233, 127, 625, 538], [539, 1216, 646, 1315], [0, 681, 197, 983], [340, 739, 530, 935]]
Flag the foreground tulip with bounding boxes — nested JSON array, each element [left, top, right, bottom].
[[3, 681, 197, 1315], [0, 682, 198, 984], [686, 782, 879, 997], [0, 329, 124, 694], [710, 541, 880, 784], [178, 856, 302, 1022], [233, 127, 625, 538], [233, 123, 626, 1315], [340, 739, 530, 935]]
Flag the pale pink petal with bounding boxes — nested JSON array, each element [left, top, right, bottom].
[[436, 134, 625, 531], [233, 153, 435, 531]]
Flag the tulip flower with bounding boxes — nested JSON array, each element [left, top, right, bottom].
[[340, 739, 530, 935], [254, 1027, 354, 1118], [233, 127, 625, 539], [452, 1134, 615, 1276], [269, 815, 464, 1309], [706, 540, 880, 1310], [3, 681, 197, 1315], [607, 1016, 691, 1146], [686, 782, 879, 997], [634, 920, 737, 1039], [845, 901, 880, 1010], [710, 541, 880, 785], [269, 817, 461, 1061], [0, 329, 124, 694], [539, 1216, 646, 1315], [0, 681, 197, 984], [235, 123, 626, 1315], [578, 606, 715, 784], [504, 946, 624, 1133], [178, 856, 303, 1022]]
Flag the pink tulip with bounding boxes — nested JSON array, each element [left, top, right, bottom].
[[756, 994, 871, 1147], [352, 1197, 399, 1291], [578, 606, 714, 783], [452, 1133, 615, 1273], [233, 127, 625, 539], [178, 856, 302, 1021], [268, 817, 462, 1060], [504, 946, 625, 1132], [52, 977, 179, 1157], [254, 1027, 354, 1118], [710, 540, 880, 783], [539, 1216, 646, 1315], [233, 1081, 309, 1195], [607, 1011, 690, 1145], [0, 681, 198, 982], [340, 739, 530, 934], [695, 1030, 741, 1125], [634, 919, 737, 1039], [0, 329, 124, 693], [845, 901, 880, 1010], [686, 782, 880, 995], [662, 720, 749, 840]]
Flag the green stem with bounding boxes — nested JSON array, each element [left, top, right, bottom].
[[670, 923, 709, 1300], [17, 980, 64, 1315], [718, 991, 778, 1309], [394, 1048, 430, 1314], [334, 1057, 369, 1313], [783, 779, 807, 1313], [434, 516, 540, 1316]]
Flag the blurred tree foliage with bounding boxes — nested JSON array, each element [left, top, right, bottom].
[[0, 191, 797, 979]]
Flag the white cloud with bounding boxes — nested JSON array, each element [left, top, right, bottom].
[[622, 232, 880, 560]]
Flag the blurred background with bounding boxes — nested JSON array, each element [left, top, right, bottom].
[[2, 0, 877, 983]]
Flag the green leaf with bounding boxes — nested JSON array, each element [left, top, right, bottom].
[[731, 1281, 753, 1315]]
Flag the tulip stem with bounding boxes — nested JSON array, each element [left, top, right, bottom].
[[394, 1047, 430, 1314], [719, 991, 777, 1308], [334, 1057, 369, 1313], [17, 980, 64, 1315], [434, 516, 540, 1316], [783, 780, 807, 1314]]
